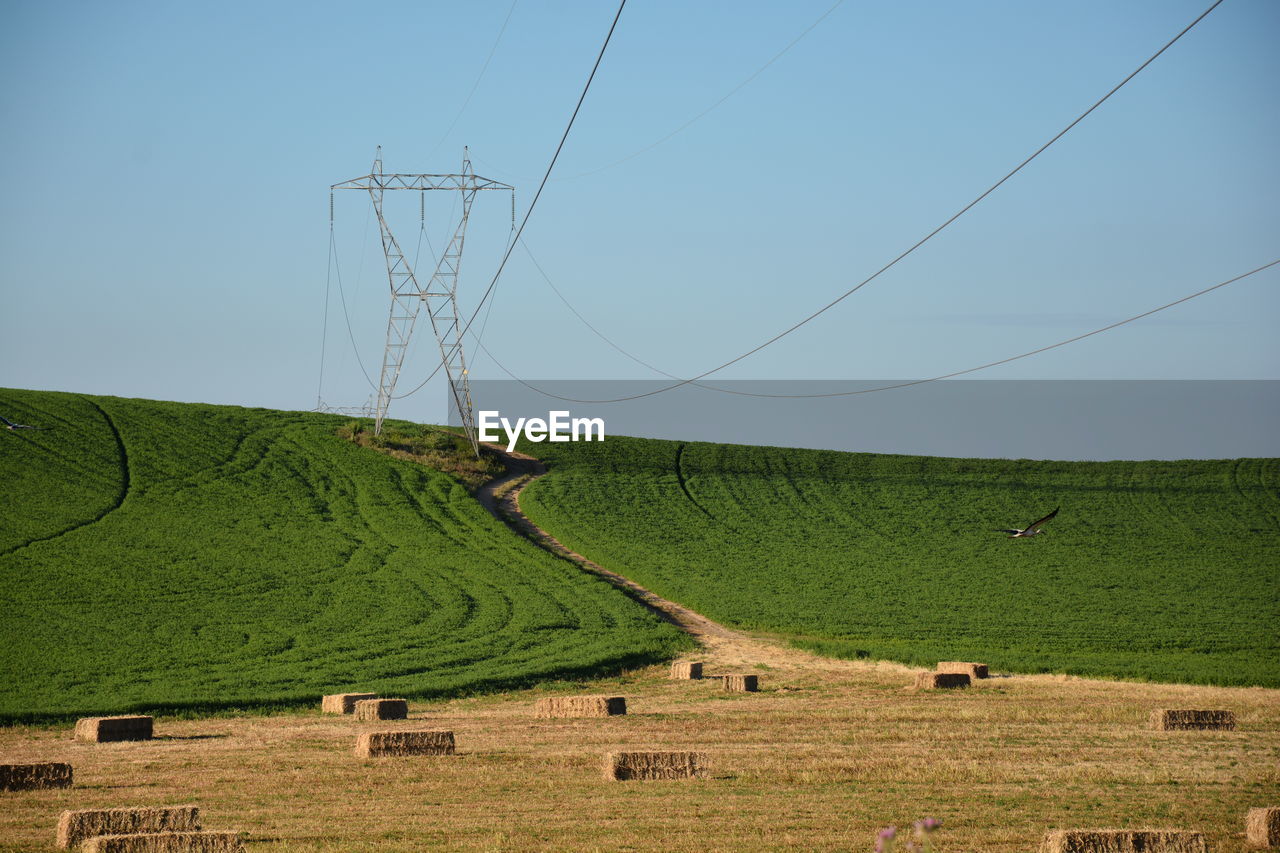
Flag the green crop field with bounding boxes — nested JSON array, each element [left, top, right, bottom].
[[0, 389, 691, 723], [521, 435, 1280, 687]]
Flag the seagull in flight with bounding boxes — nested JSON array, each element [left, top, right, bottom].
[[1, 414, 47, 431], [996, 507, 1058, 538]]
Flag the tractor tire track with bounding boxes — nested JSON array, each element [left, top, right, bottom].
[[1232, 458, 1280, 532], [93, 399, 132, 511], [674, 442, 719, 523], [0, 398, 131, 558]]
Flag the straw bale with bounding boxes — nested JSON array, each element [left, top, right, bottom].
[[1150, 709, 1235, 731], [604, 751, 707, 781], [353, 730, 455, 758], [321, 692, 377, 714], [669, 661, 703, 680], [57, 806, 199, 849], [79, 831, 243, 853], [74, 716, 153, 743], [1247, 806, 1280, 847], [914, 672, 970, 690], [535, 696, 627, 718], [937, 661, 989, 679], [353, 698, 407, 721], [0, 762, 72, 791], [722, 675, 758, 693], [1038, 829, 1207, 852]]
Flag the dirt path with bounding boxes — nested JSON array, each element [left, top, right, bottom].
[[474, 445, 920, 675], [476, 444, 740, 643]]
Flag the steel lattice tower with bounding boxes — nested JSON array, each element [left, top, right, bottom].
[[332, 148, 513, 454]]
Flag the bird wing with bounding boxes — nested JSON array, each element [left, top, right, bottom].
[[994, 528, 1022, 535], [1026, 507, 1059, 532], [0, 415, 14, 426]]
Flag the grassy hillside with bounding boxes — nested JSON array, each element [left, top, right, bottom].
[[521, 436, 1280, 687], [0, 389, 691, 722]]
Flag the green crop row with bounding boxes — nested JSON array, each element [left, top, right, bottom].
[[520, 435, 1280, 687], [0, 389, 691, 722]]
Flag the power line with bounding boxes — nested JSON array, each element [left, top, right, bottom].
[[426, 0, 520, 160], [473, 0, 846, 184], [316, 228, 334, 407], [520, 238, 679, 379], [475, 258, 1279, 402], [461, 0, 626, 346], [477, 0, 1227, 404], [471, 194, 521, 366], [328, 224, 377, 392], [568, 0, 844, 179], [392, 0, 628, 401]]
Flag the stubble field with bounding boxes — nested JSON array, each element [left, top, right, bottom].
[[1, 637, 1277, 851]]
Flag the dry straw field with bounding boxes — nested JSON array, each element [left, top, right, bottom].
[[2, 633, 1276, 852]]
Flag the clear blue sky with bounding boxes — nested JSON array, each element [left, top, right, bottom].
[[2, 0, 1276, 425]]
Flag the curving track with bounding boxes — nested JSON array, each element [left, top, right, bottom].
[[476, 443, 739, 642]]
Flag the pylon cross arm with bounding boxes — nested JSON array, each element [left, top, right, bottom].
[[331, 173, 512, 192]]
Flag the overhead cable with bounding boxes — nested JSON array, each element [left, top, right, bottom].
[[316, 232, 333, 407], [426, 0, 520, 160], [329, 227, 378, 392], [392, 0, 628, 400], [479, 0, 846, 183], [567, 0, 845, 179], [520, 238, 679, 379], [476, 258, 1279, 402], [483, 0, 1227, 404]]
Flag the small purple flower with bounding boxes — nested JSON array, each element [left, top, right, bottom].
[[875, 826, 898, 853], [919, 818, 942, 833]]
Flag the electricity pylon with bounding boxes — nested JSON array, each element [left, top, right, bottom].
[[332, 147, 513, 455]]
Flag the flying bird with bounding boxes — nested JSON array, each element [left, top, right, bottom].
[[996, 507, 1058, 538], [1, 414, 47, 431]]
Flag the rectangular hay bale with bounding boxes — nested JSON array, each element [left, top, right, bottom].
[[604, 751, 707, 781], [1038, 829, 1207, 852], [0, 762, 72, 791], [74, 716, 153, 743], [1247, 806, 1280, 847], [353, 730, 455, 758], [915, 672, 970, 690], [722, 675, 758, 692], [80, 831, 243, 853], [937, 661, 989, 679], [353, 698, 407, 721], [321, 692, 377, 714], [535, 696, 627, 718], [669, 661, 703, 680], [1150, 709, 1236, 731], [57, 806, 200, 850]]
